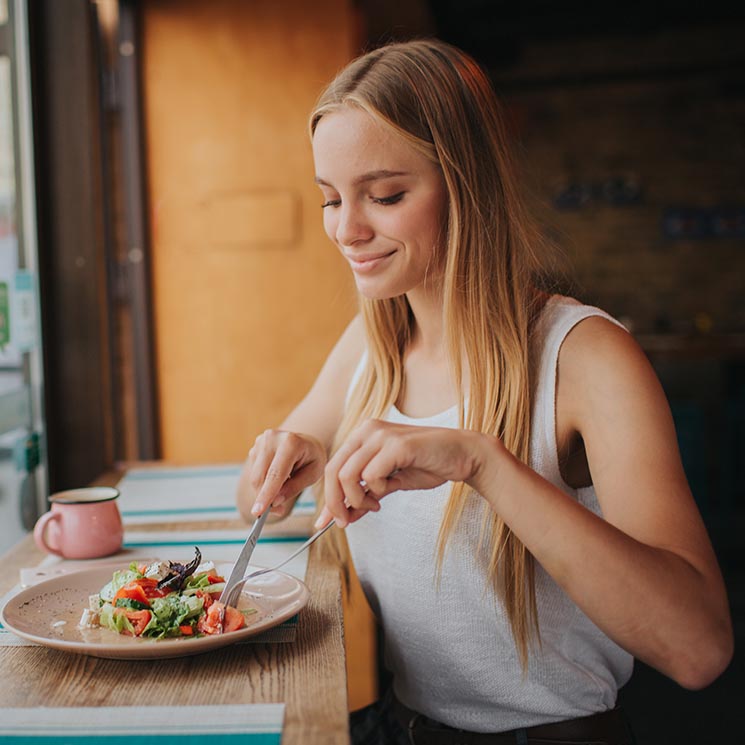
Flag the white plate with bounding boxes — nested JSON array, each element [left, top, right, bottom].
[[0, 561, 309, 659]]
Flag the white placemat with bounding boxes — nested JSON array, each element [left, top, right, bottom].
[[24, 529, 311, 582], [0, 703, 284, 743], [116, 465, 315, 525]]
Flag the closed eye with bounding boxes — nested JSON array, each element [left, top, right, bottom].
[[321, 199, 341, 208], [371, 191, 405, 206]]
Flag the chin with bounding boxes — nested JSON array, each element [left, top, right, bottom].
[[354, 281, 405, 301]]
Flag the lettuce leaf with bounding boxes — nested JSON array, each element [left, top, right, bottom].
[[99, 603, 134, 634], [98, 569, 141, 604], [143, 594, 205, 638]]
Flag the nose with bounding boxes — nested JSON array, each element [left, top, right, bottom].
[[334, 202, 373, 247]]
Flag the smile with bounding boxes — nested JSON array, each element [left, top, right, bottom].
[[346, 251, 396, 274]]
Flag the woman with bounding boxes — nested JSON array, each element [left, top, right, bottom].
[[237, 39, 732, 744]]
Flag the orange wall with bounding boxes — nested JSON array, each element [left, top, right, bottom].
[[141, 0, 359, 463]]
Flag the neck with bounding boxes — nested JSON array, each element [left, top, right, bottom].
[[405, 284, 446, 356]]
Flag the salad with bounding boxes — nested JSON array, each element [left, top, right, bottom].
[[79, 548, 254, 639]]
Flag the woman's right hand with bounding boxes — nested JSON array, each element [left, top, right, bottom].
[[236, 429, 327, 522]]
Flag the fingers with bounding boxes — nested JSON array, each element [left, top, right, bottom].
[[323, 423, 390, 528], [313, 503, 369, 530], [253, 452, 293, 515], [337, 447, 382, 512], [268, 464, 319, 519], [314, 505, 334, 530], [240, 430, 325, 519], [319, 419, 452, 528]]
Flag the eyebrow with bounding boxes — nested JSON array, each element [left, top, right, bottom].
[[314, 169, 410, 187]]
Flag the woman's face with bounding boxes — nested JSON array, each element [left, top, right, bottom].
[[312, 106, 448, 300]]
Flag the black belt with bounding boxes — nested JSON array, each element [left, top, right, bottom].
[[392, 695, 635, 745]]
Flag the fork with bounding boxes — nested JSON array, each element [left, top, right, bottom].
[[222, 519, 336, 606]]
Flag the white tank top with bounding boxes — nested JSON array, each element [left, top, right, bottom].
[[344, 295, 634, 732]]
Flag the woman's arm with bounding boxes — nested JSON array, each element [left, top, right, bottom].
[[236, 314, 365, 521], [316, 317, 733, 688], [471, 317, 733, 689]]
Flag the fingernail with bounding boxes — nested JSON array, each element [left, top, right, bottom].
[[313, 518, 323, 529], [251, 502, 262, 516]]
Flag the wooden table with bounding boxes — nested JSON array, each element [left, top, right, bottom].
[[0, 469, 350, 744]]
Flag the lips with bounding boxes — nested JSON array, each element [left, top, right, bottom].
[[345, 250, 396, 273]]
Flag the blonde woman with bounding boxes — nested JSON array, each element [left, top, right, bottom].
[[237, 39, 732, 745]]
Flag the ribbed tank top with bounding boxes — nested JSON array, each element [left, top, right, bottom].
[[344, 295, 634, 732]]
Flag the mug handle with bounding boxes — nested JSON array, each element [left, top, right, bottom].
[[33, 511, 63, 556]]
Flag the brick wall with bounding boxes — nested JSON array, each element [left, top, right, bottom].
[[492, 24, 745, 334]]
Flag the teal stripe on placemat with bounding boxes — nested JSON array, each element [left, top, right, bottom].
[[123, 467, 242, 480], [120, 506, 238, 516], [121, 502, 313, 516], [121, 504, 313, 516], [0, 736, 280, 745], [123, 536, 307, 548]]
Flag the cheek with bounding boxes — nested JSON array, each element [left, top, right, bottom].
[[322, 211, 338, 242], [411, 203, 446, 254]]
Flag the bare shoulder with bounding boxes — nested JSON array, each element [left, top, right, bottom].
[[561, 314, 640, 361], [558, 315, 659, 409], [555, 314, 676, 470], [556, 314, 689, 517]]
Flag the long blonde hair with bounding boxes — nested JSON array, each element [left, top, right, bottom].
[[310, 39, 546, 666]]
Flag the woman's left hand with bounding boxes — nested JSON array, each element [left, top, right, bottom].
[[315, 419, 499, 528]]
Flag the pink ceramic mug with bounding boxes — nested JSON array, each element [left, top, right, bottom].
[[33, 487, 124, 559]]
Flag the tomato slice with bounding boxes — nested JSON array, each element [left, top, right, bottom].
[[112, 582, 150, 607], [115, 608, 152, 636], [112, 577, 171, 608], [196, 589, 214, 609], [223, 605, 245, 633], [197, 602, 222, 635], [207, 575, 225, 584], [196, 601, 245, 635], [134, 578, 170, 599]]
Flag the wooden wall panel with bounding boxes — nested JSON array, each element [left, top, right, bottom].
[[141, 0, 359, 463]]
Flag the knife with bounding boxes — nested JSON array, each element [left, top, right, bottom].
[[219, 506, 271, 606]]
